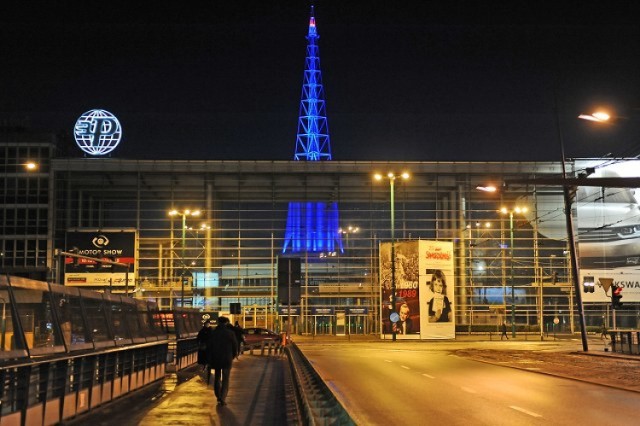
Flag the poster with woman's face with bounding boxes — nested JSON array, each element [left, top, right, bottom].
[[419, 241, 455, 339]]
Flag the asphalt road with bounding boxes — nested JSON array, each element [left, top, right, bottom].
[[296, 339, 640, 425]]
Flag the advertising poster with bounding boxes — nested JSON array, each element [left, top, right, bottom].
[[380, 241, 420, 339], [419, 240, 455, 339], [524, 161, 640, 304], [65, 230, 136, 286]]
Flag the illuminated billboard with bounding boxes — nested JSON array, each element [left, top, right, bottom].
[[524, 160, 640, 303], [74, 109, 122, 156], [65, 230, 136, 287], [380, 240, 455, 340]]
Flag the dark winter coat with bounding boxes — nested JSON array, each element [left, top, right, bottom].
[[196, 325, 212, 365], [206, 324, 238, 369], [230, 324, 245, 354]]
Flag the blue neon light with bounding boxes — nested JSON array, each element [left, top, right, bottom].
[[282, 201, 343, 253], [284, 6, 342, 254], [294, 5, 332, 161]]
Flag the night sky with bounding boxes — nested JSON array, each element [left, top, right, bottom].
[[2, 1, 639, 161]]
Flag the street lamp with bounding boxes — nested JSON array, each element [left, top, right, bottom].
[[375, 171, 410, 341], [0, 297, 6, 351], [555, 98, 589, 352], [500, 206, 527, 338], [578, 111, 611, 123], [338, 225, 360, 250], [168, 208, 201, 307]]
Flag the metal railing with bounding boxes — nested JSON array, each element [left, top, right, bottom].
[[0, 342, 167, 425], [609, 330, 640, 355]]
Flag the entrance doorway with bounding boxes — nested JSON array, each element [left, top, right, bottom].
[[312, 316, 334, 335], [347, 315, 368, 335]]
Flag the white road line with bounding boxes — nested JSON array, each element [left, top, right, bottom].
[[401, 365, 410, 369], [461, 386, 476, 394], [384, 359, 393, 363], [510, 406, 542, 418], [422, 373, 435, 379]]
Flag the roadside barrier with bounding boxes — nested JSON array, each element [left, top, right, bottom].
[[609, 330, 640, 355], [285, 343, 355, 425]]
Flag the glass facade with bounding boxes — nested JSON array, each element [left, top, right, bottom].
[[3, 140, 638, 336], [0, 140, 52, 276], [49, 158, 607, 334]]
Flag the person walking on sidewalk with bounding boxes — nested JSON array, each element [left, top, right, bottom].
[[197, 319, 213, 375], [501, 321, 509, 340], [206, 316, 238, 406], [600, 323, 609, 341], [232, 321, 245, 358]]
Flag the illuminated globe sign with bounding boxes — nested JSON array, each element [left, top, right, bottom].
[[74, 109, 122, 156]]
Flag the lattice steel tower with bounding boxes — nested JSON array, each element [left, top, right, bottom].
[[294, 5, 332, 161], [283, 5, 342, 254]]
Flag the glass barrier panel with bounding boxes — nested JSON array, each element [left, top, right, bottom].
[[0, 283, 28, 359], [147, 305, 168, 339], [189, 312, 202, 334], [134, 300, 155, 340], [105, 295, 132, 345], [81, 294, 114, 348], [49, 285, 93, 351], [153, 311, 173, 336], [8, 277, 65, 356], [173, 310, 185, 338], [185, 312, 198, 335], [122, 299, 144, 343]]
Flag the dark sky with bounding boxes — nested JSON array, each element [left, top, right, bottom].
[[2, 1, 640, 161]]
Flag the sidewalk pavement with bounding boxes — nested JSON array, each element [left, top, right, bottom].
[[65, 352, 297, 426]]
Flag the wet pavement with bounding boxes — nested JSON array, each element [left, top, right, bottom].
[[64, 351, 298, 426], [63, 333, 639, 425]]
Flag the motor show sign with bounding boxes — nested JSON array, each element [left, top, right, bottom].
[[65, 230, 136, 286]]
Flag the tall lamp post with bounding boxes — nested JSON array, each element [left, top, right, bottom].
[[556, 100, 589, 352], [169, 208, 201, 307], [501, 206, 527, 338], [0, 297, 6, 351], [375, 172, 410, 341], [339, 225, 360, 250]]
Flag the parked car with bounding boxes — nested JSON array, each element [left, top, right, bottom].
[[242, 327, 281, 346]]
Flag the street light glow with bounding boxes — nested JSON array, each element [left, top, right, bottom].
[[500, 206, 527, 215], [374, 172, 410, 182], [374, 171, 410, 341], [168, 208, 202, 307], [500, 205, 528, 338], [476, 185, 497, 192], [578, 111, 611, 123]]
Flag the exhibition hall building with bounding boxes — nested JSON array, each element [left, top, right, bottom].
[[2, 133, 638, 338]]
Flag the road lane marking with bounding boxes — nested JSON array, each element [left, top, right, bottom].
[[422, 373, 435, 379], [461, 386, 476, 394], [401, 365, 410, 369], [510, 406, 542, 418], [384, 360, 392, 363]]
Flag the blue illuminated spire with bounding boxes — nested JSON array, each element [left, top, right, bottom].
[[294, 5, 332, 161], [284, 5, 342, 254]]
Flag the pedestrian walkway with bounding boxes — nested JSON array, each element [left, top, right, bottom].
[[65, 353, 297, 426], [141, 353, 293, 425]]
